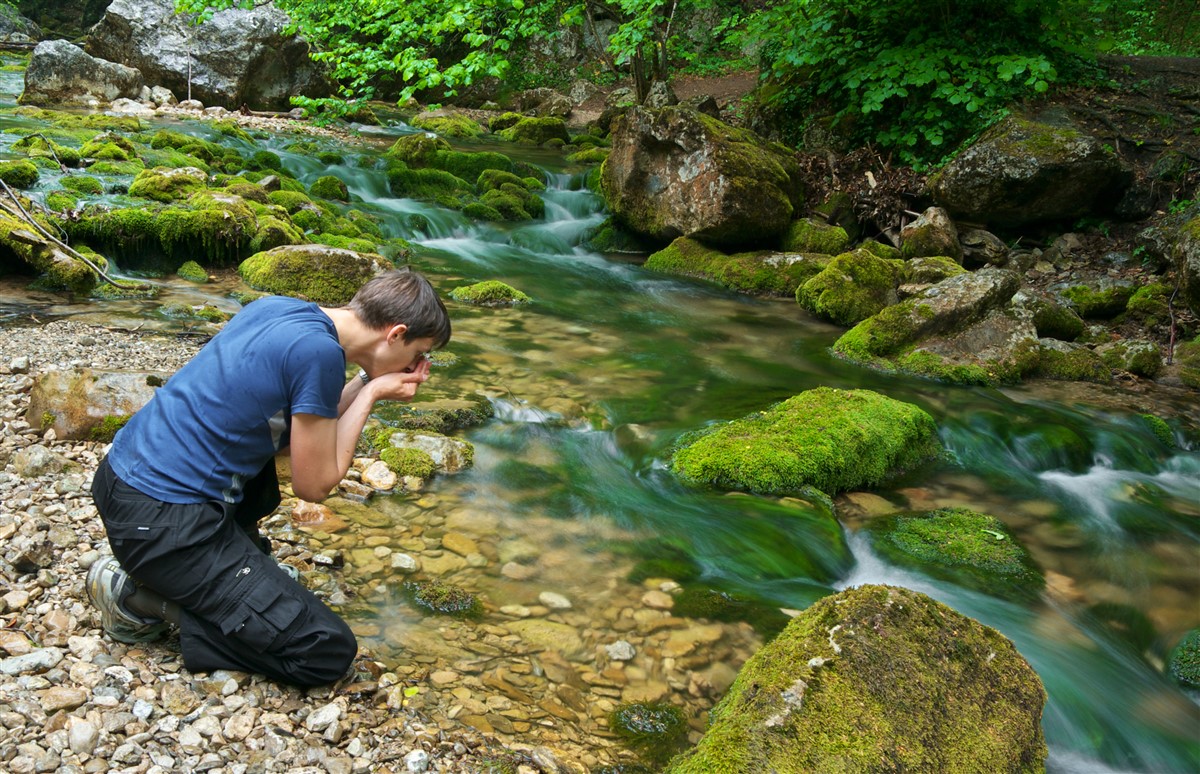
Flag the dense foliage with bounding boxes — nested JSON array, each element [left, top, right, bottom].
[[175, 0, 1197, 160]]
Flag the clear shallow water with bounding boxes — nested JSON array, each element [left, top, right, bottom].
[[0, 84, 1197, 771]]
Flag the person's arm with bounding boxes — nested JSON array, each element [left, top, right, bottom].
[[290, 361, 431, 502], [337, 372, 368, 417]]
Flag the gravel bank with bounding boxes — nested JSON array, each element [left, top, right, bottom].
[[0, 320, 556, 774]]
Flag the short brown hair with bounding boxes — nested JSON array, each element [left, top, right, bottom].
[[348, 269, 451, 347]]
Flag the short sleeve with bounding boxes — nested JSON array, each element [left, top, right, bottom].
[[284, 333, 345, 418]]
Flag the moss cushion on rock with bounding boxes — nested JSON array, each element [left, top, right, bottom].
[[796, 248, 905, 326], [449, 280, 530, 307], [871, 508, 1044, 597], [1167, 628, 1200, 689], [665, 585, 1048, 773], [238, 244, 390, 305], [671, 387, 940, 496], [646, 236, 828, 297]]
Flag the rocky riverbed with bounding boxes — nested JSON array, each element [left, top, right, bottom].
[[0, 320, 770, 773]]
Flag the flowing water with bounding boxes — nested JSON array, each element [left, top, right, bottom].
[[1, 57, 1198, 771]]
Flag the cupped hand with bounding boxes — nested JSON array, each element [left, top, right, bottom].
[[369, 359, 430, 402]]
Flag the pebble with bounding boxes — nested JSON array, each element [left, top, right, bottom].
[[539, 591, 573, 609]]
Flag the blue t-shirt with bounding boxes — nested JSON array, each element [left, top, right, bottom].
[[110, 295, 345, 504]]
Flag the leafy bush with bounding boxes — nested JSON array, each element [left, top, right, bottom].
[[748, 0, 1097, 165]]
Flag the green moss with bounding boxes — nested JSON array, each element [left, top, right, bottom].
[[372, 399, 494, 435], [386, 133, 451, 166], [610, 702, 688, 766], [497, 117, 571, 145], [1031, 343, 1112, 383], [404, 579, 482, 617], [873, 508, 1044, 597], [859, 239, 902, 260], [904, 256, 967, 284], [40, 411, 55, 429], [59, 175, 103, 195], [12, 135, 81, 166], [411, 113, 485, 138], [79, 134, 135, 161], [1027, 296, 1084, 341], [87, 159, 144, 176], [796, 249, 904, 326], [566, 147, 609, 164], [1167, 629, 1200, 688], [159, 302, 230, 323], [478, 188, 536, 221], [1061, 284, 1135, 319], [176, 260, 208, 283], [238, 245, 381, 304], [1125, 283, 1171, 326], [89, 414, 131, 443], [671, 387, 940, 496], [246, 150, 283, 172], [0, 159, 38, 188], [1097, 340, 1163, 378], [313, 233, 378, 253], [1138, 414, 1175, 448], [138, 146, 211, 173], [666, 585, 1047, 774], [224, 182, 270, 204], [782, 218, 849, 254], [128, 168, 207, 203], [212, 119, 253, 142], [449, 280, 531, 307], [488, 112, 524, 132], [45, 190, 79, 212], [155, 200, 256, 265], [1176, 336, 1200, 389], [309, 175, 349, 201], [385, 160, 471, 202], [266, 190, 315, 213], [646, 237, 826, 297]]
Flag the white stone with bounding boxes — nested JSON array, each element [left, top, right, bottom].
[[538, 591, 572, 610], [305, 701, 342, 732], [404, 749, 430, 772], [605, 640, 636, 661]]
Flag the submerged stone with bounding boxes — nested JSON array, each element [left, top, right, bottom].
[[671, 387, 940, 496], [666, 585, 1048, 773], [871, 508, 1044, 597]]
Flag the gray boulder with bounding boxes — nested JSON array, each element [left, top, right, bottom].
[[0, 4, 41, 43], [86, 0, 332, 110], [20, 39, 143, 107], [601, 106, 803, 248], [929, 115, 1133, 228]]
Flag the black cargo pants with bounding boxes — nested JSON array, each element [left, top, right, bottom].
[[91, 457, 356, 687]]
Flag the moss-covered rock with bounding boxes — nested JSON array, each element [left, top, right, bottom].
[[1096, 339, 1163, 378], [371, 396, 495, 435], [1175, 335, 1200, 389], [1124, 282, 1171, 327], [0, 159, 38, 188], [380, 446, 437, 478], [385, 160, 472, 203], [12, 134, 81, 167], [796, 248, 905, 326], [59, 175, 103, 195], [566, 147, 609, 164], [449, 280, 531, 307], [782, 218, 849, 254], [904, 256, 967, 285], [309, 175, 349, 201], [671, 387, 940, 496], [1029, 340, 1112, 383], [488, 112, 524, 132], [497, 116, 571, 145], [900, 206, 962, 262], [238, 244, 390, 305], [411, 112, 485, 138], [79, 133, 136, 161], [665, 585, 1047, 773], [1059, 281, 1135, 319], [585, 218, 651, 253], [127, 167, 208, 202], [404, 579, 481, 617], [1167, 628, 1200, 689], [872, 508, 1044, 597], [176, 260, 208, 283], [646, 237, 828, 297], [1014, 290, 1084, 341]]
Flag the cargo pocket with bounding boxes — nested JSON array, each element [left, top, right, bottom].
[[221, 579, 305, 654]]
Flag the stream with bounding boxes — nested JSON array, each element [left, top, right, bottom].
[[0, 54, 1197, 772]]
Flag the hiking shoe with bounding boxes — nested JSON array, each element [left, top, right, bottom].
[[85, 556, 170, 644]]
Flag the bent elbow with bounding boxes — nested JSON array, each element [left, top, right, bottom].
[[293, 480, 335, 503]]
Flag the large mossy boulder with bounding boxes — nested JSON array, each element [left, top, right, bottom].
[[871, 508, 1044, 598], [20, 39, 144, 107], [496, 116, 571, 145], [645, 236, 828, 297], [929, 115, 1133, 228], [782, 217, 850, 255], [386, 133, 515, 183], [601, 106, 803, 249], [671, 387, 940, 496], [832, 268, 1032, 384], [238, 244, 389, 305], [127, 166, 208, 202], [0, 212, 98, 294], [665, 585, 1048, 773], [411, 111, 485, 138], [796, 248, 904, 326]]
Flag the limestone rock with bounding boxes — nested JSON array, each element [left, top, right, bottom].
[[666, 585, 1047, 773], [0, 5, 41, 44], [900, 206, 962, 262], [20, 39, 144, 107], [86, 0, 333, 110], [27, 368, 171, 441], [929, 115, 1133, 227], [601, 106, 803, 248]]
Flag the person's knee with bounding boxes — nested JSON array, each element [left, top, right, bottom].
[[279, 609, 357, 687]]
